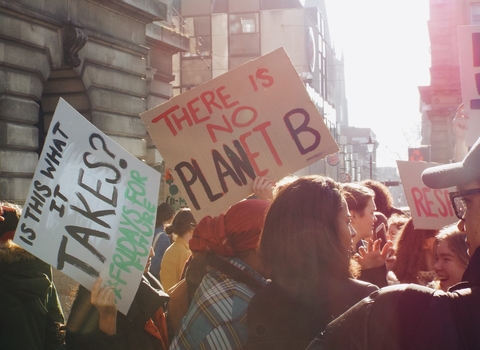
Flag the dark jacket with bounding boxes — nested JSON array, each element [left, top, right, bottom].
[[245, 276, 378, 350], [66, 272, 170, 350], [310, 249, 480, 350], [0, 240, 65, 350]]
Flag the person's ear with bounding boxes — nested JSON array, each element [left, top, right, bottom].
[[350, 210, 358, 222]]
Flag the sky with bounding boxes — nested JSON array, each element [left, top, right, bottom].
[[324, 0, 431, 167]]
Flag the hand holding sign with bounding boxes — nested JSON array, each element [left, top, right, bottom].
[[13, 99, 161, 315], [91, 278, 117, 335], [452, 103, 469, 162], [252, 176, 275, 201], [453, 103, 469, 140]]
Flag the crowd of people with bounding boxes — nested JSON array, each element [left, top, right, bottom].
[[1, 105, 480, 349]]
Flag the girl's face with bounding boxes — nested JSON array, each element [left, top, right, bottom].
[[351, 198, 377, 240], [434, 240, 467, 291], [337, 199, 357, 252]]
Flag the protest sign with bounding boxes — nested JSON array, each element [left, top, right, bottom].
[[13, 98, 160, 315], [141, 47, 339, 220], [165, 169, 188, 210], [397, 160, 456, 230], [458, 25, 480, 147]]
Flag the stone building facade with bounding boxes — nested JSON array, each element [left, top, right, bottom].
[[418, 0, 479, 163], [0, 0, 189, 203]]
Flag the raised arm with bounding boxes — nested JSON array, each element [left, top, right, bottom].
[[452, 103, 469, 162]]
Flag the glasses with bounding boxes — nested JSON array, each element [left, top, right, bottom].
[[449, 188, 480, 220]]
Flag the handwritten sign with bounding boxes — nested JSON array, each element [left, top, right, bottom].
[[165, 169, 188, 210], [141, 48, 339, 220], [397, 160, 457, 230], [458, 25, 480, 147], [13, 99, 161, 315]]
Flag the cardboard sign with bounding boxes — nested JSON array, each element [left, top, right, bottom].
[[458, 25, 480, 147], [141, 48, 339, 220], [397, 161, 457, 230], [13, 99, 160, 315], [165, 169, 188, 210]]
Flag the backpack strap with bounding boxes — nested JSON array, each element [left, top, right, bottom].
[[206, 254, 264, 293]]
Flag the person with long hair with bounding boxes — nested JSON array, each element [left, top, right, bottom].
[[160, 208, 197, 291], [390, 218, 438, 286], [342, 183, 378, 252], [360, 179, 406, 219], [246, 175, 378, 350], [342, 183, 392, 287], [434, 224, 469, 291]]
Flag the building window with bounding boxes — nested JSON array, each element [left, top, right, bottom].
[[182, 17, 211, 57], [180, 58, 212, 86], [229, 56, 258, 69], [229, 13, 260, 55], [212, 0, 228, 13], [472, 3, 480, 24], [181, 0, 211, 16], [228, 0, 259, 13]]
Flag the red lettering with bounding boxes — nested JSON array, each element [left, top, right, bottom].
[[252, 122, 282, 166], [422, 187, 438, 218], [206, 115, 234, 143], [256, 68, 274, 88], [187, 97, 210, 124], [151, 105, 180, 136], [239, 132, 268, 176], [411, 187, 428, 217], [172, 107, 193, 132], [216, 86, 239, 109], [231, 106, 257, 128], [200, 90, 223, 114], [249, 75, 258, 92]]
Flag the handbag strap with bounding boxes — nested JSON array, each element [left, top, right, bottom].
[[207, 254, 264, 293]]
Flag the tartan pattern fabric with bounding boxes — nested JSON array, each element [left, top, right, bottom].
[[170, 256, 268, 350]]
